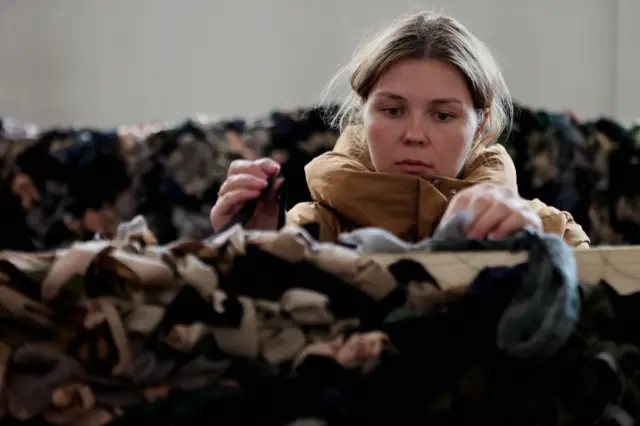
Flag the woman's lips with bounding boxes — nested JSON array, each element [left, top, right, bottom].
[[395, 160, 434, 174]]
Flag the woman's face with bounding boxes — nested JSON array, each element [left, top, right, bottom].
[[363, 58, 481, 178]]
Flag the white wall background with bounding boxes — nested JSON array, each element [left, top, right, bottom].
[[0, 0, 638, 128]]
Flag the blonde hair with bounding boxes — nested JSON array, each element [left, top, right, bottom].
[[322, 11, 513, 149]]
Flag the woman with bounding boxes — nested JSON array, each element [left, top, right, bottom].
[[210, 11, 590, 248]]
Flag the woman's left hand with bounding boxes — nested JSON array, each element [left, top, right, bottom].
[[441, 183, 543, 240]]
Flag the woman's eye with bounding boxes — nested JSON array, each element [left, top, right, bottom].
[[383, 107, 403, 117], [434, 112, 454, 121]]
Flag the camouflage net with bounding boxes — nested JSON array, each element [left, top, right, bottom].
[[1, 216, 640, 426]]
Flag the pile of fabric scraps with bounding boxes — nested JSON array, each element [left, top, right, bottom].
[[0, 107, 338, 252], [0, 212, 639, 426], [501, 105, 640, 245], [1, 103, 640, 252]]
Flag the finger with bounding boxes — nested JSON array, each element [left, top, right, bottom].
[[370, 331, 389, 344], [218, 173, 268, 197], [30, 186, 41, 201], [254, 158, 281, 175], [484, 213, 525, 240], [445, 194, 471, 217], [227, 159, 271, 180], [254, 177, 285, 216], [227, 159, 253, 174], [442, 189, 476, 222], [265, 177, 284, 204], [357, 340, 369, 358], [367, 337, 383, 358], [329, 339, 343, 355], [336, 334, 361, 365], [461, 195, 496, 235], [466, 201, 511, 239], [488, 211, 542, 239], [336, 343, 358, 365], [273, 176, 284, 191], [211, 189, 261, 222]]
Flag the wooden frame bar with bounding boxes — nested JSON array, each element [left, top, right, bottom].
[[368, 246, 640, 294]]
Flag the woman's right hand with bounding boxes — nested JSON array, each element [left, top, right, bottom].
[[209, 158, 283, 232]]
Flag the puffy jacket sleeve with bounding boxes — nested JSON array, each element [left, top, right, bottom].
[[529, 199, 591, 248], [286, 202, 341, 242]]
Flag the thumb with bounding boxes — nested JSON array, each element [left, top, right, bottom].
[[269, 178, 284, 201], [262, 177, 284, 210]]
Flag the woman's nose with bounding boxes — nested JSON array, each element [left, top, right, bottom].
[[403, 116, 427, 145]]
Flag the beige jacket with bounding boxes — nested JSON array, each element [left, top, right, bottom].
[[286, 125, 590, 248]]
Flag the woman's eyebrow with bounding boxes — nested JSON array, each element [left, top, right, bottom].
[[373, 91, 405, 101], [430, 98, 463, 105], [373, 91, 463, 105]]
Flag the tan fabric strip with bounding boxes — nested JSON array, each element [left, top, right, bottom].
[[41, 242, 112, 303]]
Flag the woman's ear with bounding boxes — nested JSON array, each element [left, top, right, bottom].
[[474, 108, 489, 141]]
